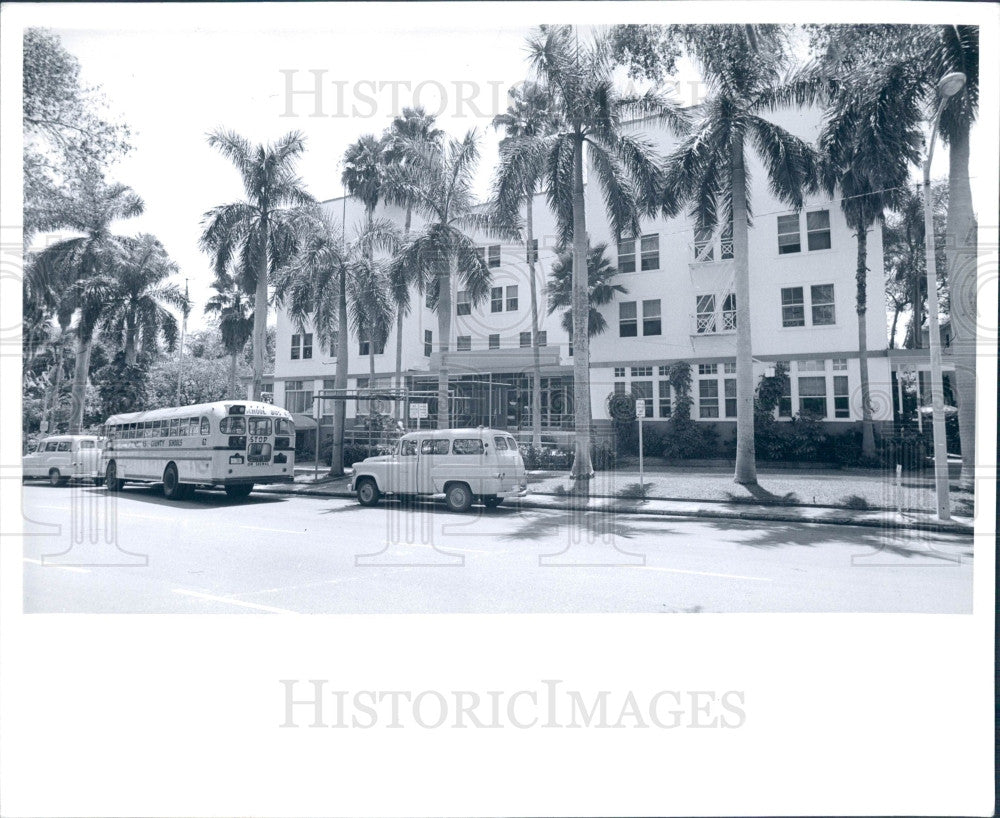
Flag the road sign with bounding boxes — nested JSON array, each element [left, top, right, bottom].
[[634, 400, 646, 417], [409, 403, 429, 419]]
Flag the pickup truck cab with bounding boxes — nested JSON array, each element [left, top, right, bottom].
[[350, 427, 528, 512], [22, 434, 103, 486]]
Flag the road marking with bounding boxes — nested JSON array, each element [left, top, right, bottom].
[[23, 557, 90, 574], [642, 565, 771, 582], [238, 525, 308, 534], [388, 540, 490, 554], [172, 588, 298, 614]]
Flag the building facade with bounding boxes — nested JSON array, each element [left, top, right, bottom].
[[271, 107, 893, 449]]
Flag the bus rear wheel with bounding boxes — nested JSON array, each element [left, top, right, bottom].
[[225, 484, 253, 499], [162, 463, 186, 501]]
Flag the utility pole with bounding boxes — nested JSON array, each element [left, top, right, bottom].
[[176, 278, 189, 405]]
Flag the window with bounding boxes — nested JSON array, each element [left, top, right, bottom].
[[302, 333, 312, 359], [806, 210, 831, 251], [248, 418, 271, 436], [424, 330, 432, 357], [477, 245, 501, 268], [359, 338, 385, 356], [781, 287, 805, 327], [537, 331, 547, 347], [699, 363, 717, 375], [618, 238, 636, 273], [527, 239, 538, 264], [720, 223, 734, 260], [506, 285, 518, 311], [491, 287, 503, 313], [420, 439, 451, 455], [80, 439, 95, 449], [834, 375, 850, 418], [489, 334, 500, 350], [722, 293, 737, 331], [200, 417, 210, 436], [631, 366, 652, 377], [614, 381, 626, 394], [57, 441, 71, 452], [519, 332, 531, 348], [220, 417, 246, 434], [699, 379, 719, 418], [832, 358, 848, 371], [694, 227, 714, 262], [326, 330, 338, 358], [493, 436, 509, 450], [798, 376, 827, 417], [777, 214, 801, 254], [723, 362, 736, 375], [640, 234, 659, 270], [696, 295, 716, 334], [187, 418, 200, 436], [284, 380, 313, 414], [614, 367, 626, 378], [799, 358, 825, 372], [169, 418, 181, 437], [291, 333, 301, 360], [619, 302, 637, 337], [631, 381, 653, 418], [456, 336, 471, 351], [642, 300, 661, 336], [400, 439, 418, 456], [453, 438, 485, 455], [724, 377, 737, 418], [658, 380, 672, 417], [658, 365, 669, 377], [456, 290, 470, 316], [289, 332, 312, 360], [811, 284, 836, 325]]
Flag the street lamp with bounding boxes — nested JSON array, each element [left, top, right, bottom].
[[922, 71, 965, 520]]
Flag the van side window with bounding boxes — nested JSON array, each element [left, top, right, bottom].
[[493, 436, 508, 450], [79, 440, 95, 449], [420, 439, 450, 455], [452, 439, 485, 455], [44, 441, 57, 452], [400, 439, 418, 456], [56, 441, 71, 452]]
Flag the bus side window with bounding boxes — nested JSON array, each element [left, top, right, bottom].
[[187, 418, 199, 436], [200, 417, 210, 436]]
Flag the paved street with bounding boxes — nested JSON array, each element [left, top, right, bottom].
[[21, 484, 974, 614]]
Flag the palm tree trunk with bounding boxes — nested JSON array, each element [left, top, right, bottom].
[[856, 228, 876, 459], [329, 267, 349, 477], [569, 135, 593, 481], [889, 302, 901, 350], [68, 331, 94, 434], [946, 122, 976, 487], [229, 351, 238, 398], [125, 315, 138, 367], [393, 203, 412, 421], [526, 195, 543, 449], [731, 132, 757, 485], [436, 256, 453, 430], [45, 323, 69, 432], [251, 218, 269, 401]]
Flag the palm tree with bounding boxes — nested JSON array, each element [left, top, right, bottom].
[[491, 81, 555, 449], [547, 243, 628, 338], [204, 267, 255, 399], [30, 177, 145, 433], [101, 234, 185, 366], [663, 25, 818, 485], [527, 25, 688, 480], [816, 61, 925, 459], [390, 130, 514, 429], [382, 108, 444, 411], [200, 130, 314, 401]]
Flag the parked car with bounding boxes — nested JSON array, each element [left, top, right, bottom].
[[22, 434, 103, 486], [350, 427, 528, 512]]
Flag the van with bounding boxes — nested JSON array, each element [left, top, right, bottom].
[[350, 428, 528, 512], [22, 435, 103, 486]]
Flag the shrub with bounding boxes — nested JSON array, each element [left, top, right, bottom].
[[520, 446, 573, 471]]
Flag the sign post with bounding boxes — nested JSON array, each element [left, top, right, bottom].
[[635, 400, 645, 499], [409, 402, 428, 430]]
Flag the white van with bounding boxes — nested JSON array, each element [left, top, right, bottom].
[[22, 435, 103, 486], [350, 428, 528, 512]]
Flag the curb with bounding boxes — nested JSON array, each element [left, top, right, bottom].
[[255, 486, 974, 535]]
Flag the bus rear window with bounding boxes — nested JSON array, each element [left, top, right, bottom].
[[248, 418, 272, 436], [275, 418, 292, 435], [220, 417, 246, 435]]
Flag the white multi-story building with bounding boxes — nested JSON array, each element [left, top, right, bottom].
[[272, 106, 893, 450]]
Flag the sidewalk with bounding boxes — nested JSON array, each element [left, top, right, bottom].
[[261, 463, 974, 534]]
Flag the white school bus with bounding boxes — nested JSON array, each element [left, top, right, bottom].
[[101, 401, 295, 500]]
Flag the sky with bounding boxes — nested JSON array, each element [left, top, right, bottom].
[[7, 2, 998, 337]]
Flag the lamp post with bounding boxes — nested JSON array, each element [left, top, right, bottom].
[[922, 71, 965, 521]]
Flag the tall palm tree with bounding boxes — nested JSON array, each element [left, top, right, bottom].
[[30, 177, 145, 433], [390, 130, 514, 429], [527, 25, 688, 480], [547, 243, 628, 338], [101, 234, 185, 366], [663, 25, 818, 485], [491, 81, 555, 449], [200, 130, 314, 401], [382, 107, 444, 411], [204, 267, 255, 399], [817, 61, 925, 459]]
